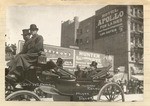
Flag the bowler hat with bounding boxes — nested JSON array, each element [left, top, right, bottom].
[[21, 29, 30, 36], [29, 24, 39, 31], [90, 61, 97, 67], [56, 58, 64, 64]]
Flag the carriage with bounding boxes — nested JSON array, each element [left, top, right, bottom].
[[5, 54, 125, 102]]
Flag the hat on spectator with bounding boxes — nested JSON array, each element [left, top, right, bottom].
[[90, 61, 97, 68]]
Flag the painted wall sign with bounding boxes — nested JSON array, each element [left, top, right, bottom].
[[95, 6, 127, 39], [75, 50, 114, 70], [18, 40, 74, 67], [18, 40, 114, 69]]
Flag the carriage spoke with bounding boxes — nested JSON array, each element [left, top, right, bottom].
[[113, 92, 121, 100], [106, 87, 111, 100], [110, 86, 115, 100], [111, 86, 117, 100], [104, 94, 110, 100], [5, 84, 14, 97], [97, 83, 124, 102]]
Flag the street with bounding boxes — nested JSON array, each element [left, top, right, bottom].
[[41, 94, 143, 102], [123, 94, 143, 102]]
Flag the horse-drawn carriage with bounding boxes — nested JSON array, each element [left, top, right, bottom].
[[5, 54, 125, 102]]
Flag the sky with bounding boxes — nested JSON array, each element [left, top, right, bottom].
[[6, 5, 105, 46]]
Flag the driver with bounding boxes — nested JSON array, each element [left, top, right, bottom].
[[19, 29, 31, 54], [7, 29, 31, 73], [7, 24, 44, 82]]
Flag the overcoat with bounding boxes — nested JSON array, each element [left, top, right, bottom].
[[9, 34, 44, 75]]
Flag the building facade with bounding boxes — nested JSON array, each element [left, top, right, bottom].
[[128, 5, 143, 78], [61, 16, 79, 48], [61, 5, 143, 80]]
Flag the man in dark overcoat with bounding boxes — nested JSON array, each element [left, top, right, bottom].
[[7, 29, 31, 72], [19, 29, 31, 54]]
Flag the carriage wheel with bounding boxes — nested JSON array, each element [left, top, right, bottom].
[[5, 81, 14, 97], [97, 82, 125, 102], [6, 90, 41, 101], [34, 87, 48, 98]]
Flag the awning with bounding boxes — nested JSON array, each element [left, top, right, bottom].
[[131, 75, 143, 81]]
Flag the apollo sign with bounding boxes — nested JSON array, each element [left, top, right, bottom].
[[95, 6, 127, 39], [97, 11, 124, 26]]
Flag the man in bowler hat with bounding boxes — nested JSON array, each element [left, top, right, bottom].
[[87, 61, 98, 77], [7, 24, 44, 82]]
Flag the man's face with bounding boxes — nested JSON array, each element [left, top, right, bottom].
[[90, 66, 96, 70], [23, 35, 30, 41], [30, 30, 37, 35]]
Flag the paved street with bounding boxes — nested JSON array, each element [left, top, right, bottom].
[[41, 94, 143, 102], [94, 94, 143, 102], [124, 94, 143, 102]]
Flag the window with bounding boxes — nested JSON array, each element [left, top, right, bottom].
[[138, 9, 143, 18], [76, 39, 83, 45], [134, 23, 137, 31], [131, 53, 135, 61], [130, 7, 134, 16], [131, 37, 135, 47], [135, 37, 138, 45], [84, 25, 89, 33], [135, 53, 138, 61], [138, 37, 143, 47], [140, 53, 143, 60], [134, 8, 138, 16], [77, 29, 82, 35], [87, 22, 90, 25], [76, 39, 79, 45], [86, 37, 89, 44], [130, 22, 133, 30], [130, 22, 135, 31], [137, 24, 140, 32], [80, 39, 83, 44], [138, 24, 143, 32]]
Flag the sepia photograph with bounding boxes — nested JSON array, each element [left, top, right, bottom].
[[5, 5, 143, 102]]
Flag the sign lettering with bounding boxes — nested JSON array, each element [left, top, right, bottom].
[[95, 6, 127, 39]]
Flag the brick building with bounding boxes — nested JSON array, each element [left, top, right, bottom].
[[61, 16, 79, 48], [61, 5, 143, 80]]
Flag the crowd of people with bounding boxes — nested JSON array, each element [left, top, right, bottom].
[[75, 61, 99, 79]]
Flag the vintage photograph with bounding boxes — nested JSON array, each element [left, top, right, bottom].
[[5, 5, 143, 102]]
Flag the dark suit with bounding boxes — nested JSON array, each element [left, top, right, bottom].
[[19, 39, 32, 54], [27, 35, 44, 53], [9, 34, 44, 76], [7, 39, 31, 69]]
